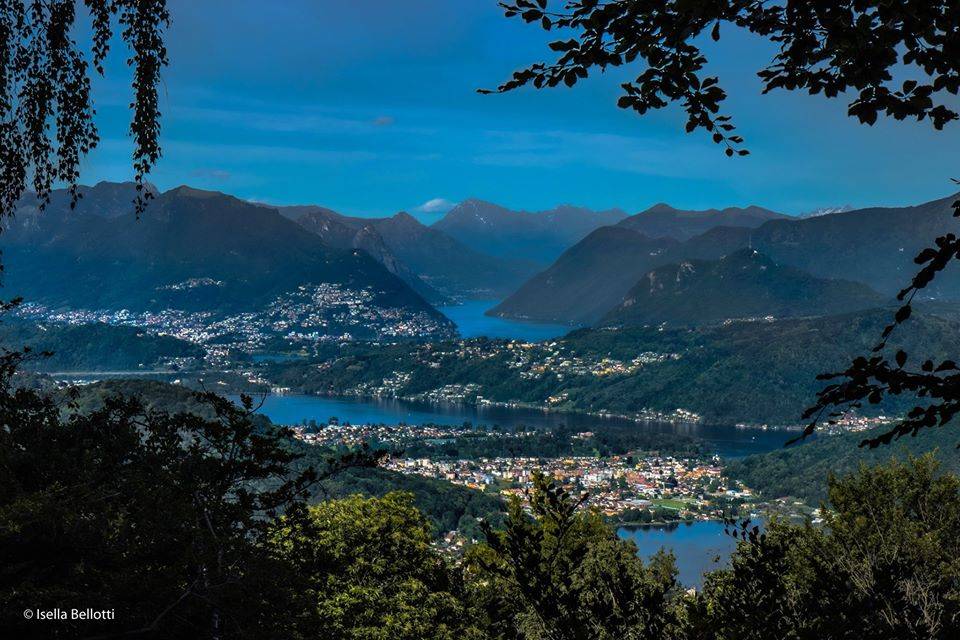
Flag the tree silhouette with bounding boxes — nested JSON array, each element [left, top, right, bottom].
[[689, 456, 960, 638], [468, 473, 678, 639], [798, 189, 960, 447], [0, 0, 168, 219], [0, 343, 387, 637], [488, 0, 960, 446], [484, 1, 958, 154]]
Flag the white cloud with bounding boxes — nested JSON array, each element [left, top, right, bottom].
[[415, 197, 456, 214]]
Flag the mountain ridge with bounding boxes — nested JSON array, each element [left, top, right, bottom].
[[1, 184, 449, 327], [616, 203, 789, 241], [432, 198, 628, 265], [601, 249, 888, 327], [280, 204, 538, 299], [493, 192, 960, 325], [292, 206, 447, 304], [488, 226, 680, 325]]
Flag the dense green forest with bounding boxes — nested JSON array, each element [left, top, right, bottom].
[[5, 357, 959, 638], [317, 467, 503, 540], [395, 423, 706, 460], [0, 320, 203, 371], [59, 379, 505, 538], [726, 423, 960, 503], [266, 306, 960, 425]]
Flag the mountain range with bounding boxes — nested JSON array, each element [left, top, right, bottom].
[[0, 183, 446, 324], [734, 195, 960, 297], [282, 205, 538, 299], [10, 182, 959, 345], [3, 183, 633, 327], [616, 203, 787, 240], [493, 193, 960, 325], [432, 199, 628, 265], [489, 226, 681, 325], [489, 203, 794, 325], [600, 249, 887, 327]]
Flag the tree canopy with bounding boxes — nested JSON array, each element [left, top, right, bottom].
[[488, 0, 960, 447], [467, 473, 680, 640], [0, 0, 168, 218], [269, 493, 483, 640], [485, 0, 960, 155], [691, 455, 960, 638]]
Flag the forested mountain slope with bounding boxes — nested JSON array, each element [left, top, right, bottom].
[[1, 185, 444, 322], [602, 249, 887, 327]]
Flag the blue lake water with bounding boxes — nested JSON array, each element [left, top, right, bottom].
[[439, 299, 573, 341], [247, 393, 789, 458], [247, 391, 755, 583], [250, 301, 758, 583], [618, 521, 739, 587], [249, 394, 763, 584]]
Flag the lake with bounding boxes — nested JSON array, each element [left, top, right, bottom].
[[250, 301, 761, 587], [248, 393, 789, 458], [439, 299, 573, 341], [249, 393, 764, 585], [618, 521, 739, 587]]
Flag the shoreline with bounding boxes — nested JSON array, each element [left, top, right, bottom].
[[46, 372, 890, 435], [615, 518, 724, 529], [261, 387, 816, 433]]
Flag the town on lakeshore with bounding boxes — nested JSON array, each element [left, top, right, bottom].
[[5, 2, 960, 636], [16, 288, 901, 436], [289, 420, 820, 553], [13, 281, 453, 360]]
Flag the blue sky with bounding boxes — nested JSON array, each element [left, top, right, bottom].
[[82, 0, 960, 220]]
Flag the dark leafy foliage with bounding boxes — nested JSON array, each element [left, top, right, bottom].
[[0, 344, 385, 638], [467, 473, 680, 640], [802, 192, 960, 446], [688, 456, 960, 639], [485, 0, 960, 154], [687, 522, 839, 638], [268, 493, 485, 640], [0, 0, 168, 219]]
